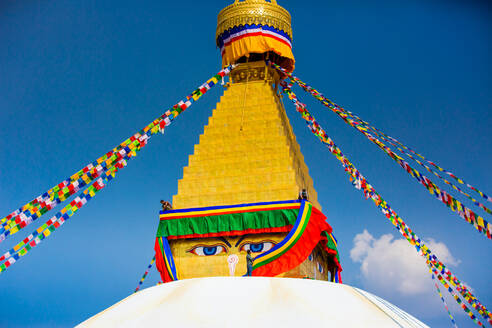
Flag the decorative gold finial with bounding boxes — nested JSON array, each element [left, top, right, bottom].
[[216, 0, 292, 43], [216, 0, 295, 72]]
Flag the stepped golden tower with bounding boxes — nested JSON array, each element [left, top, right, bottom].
[[173, 0, 321, 210], [154, 0, 341, 283]]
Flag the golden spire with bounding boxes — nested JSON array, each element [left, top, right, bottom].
[[216, 0, 295, 72], [216, 0, 292, 42], [173, 1, 319, 209]]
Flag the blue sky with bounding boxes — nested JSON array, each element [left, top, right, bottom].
[[0, 0, 490, 327]]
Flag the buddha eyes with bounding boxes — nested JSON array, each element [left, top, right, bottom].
[[240, 241, 275, 253], [186, 240, 277, 256], [188, 245, 226, 256]]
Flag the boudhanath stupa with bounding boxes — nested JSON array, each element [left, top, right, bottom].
[[78, 1, 428, 326]]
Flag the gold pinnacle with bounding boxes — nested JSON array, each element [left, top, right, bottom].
[[216, 0, 292, 44]]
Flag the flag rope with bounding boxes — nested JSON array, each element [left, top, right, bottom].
[[0, 65, 234, 272], [428, 261, 458, 328], [0, 150, 135, 244], [281, 82, 492, 325], [269, 62, 491, 240], [0, 161, 125, 273], [134, 256, 156, 293], [0, 65, 235, 243], [268, 60, 491, 208], [428, 261, 485, 327]]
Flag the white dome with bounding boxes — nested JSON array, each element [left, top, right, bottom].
[[78, 277, 428, 328]]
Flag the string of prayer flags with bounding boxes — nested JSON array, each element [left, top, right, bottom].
[[281, 83, 491, 326], [378, 137, 492, 207], [268, 60, 492, 216], [427, 251, 489, 321], [0, 160, 126, 274], [268, 60, 491, 206], [0, 139, 145, 234], [428, 262, 458, 328], [348, 128, 491, 239], [269, 61, 492, 239], [284, 83, 492, 323], [134, 256, 156, 293], [0, 161, 128, 263], [0, 152, 134, 243], [0, 134, 149, 242], [389, 144, 492, 215], [331, 112, 492, 216], [0, 65, 234, 271], [0, 65, 235, 244], [428, 262, 487, 327], [323, 96, 492, 209]]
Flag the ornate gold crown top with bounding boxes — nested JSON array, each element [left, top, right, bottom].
[[216, 0, 292, 42]]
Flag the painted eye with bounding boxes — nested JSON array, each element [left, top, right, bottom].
[[317, 262, 324, 273], [240, 242, 275, 253], [308, 253, 313, 261], [188, 245, 226, 256]]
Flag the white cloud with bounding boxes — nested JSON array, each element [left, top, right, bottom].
[[350, 229, 460, 296]]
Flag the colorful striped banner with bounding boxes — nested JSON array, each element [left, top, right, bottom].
[[154, 237, 178, 283], [250, 200, 341, 279], [322, 231, 342, 280], [217, 24, 292, 55], [156, 200, 302, 240], [281, 83, 491, 325], [159, 200, 301, 220], [252, 201, 311, 272], [218, 26, 294, 72]]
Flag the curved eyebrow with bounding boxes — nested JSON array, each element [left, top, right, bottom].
[[218, 237, 232, 248], [235, 235, 248, 247]]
